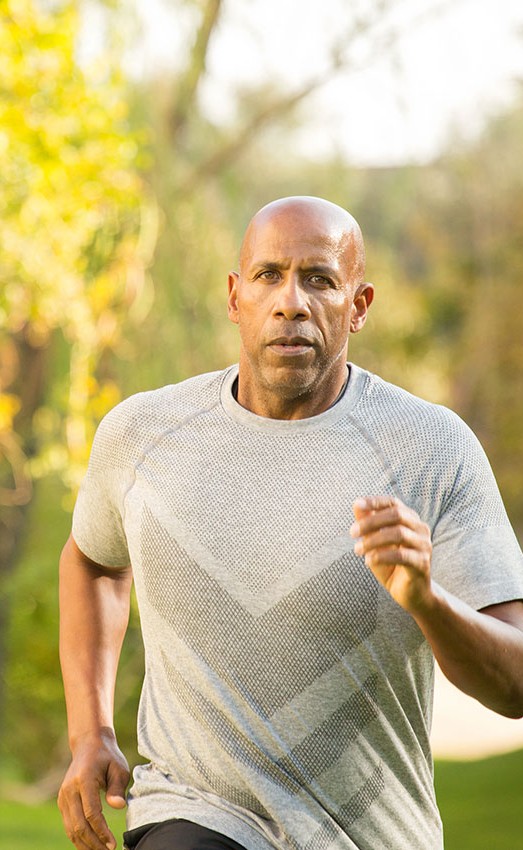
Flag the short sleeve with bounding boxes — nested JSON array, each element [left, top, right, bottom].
[[72, 405, 133, 568], [431, 420, 523, 610]]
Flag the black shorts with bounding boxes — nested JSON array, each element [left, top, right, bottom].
[[123, 819, 248, 850]]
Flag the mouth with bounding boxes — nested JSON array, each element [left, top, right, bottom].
[[267, 337, 315, 356]]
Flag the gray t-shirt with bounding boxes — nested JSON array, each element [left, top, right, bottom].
[[72, 363, 523, 850]]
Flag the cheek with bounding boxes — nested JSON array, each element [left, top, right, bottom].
[[239, 287, 275, 320], [236, 300, 265, 346], [322, 300, 351, 340]]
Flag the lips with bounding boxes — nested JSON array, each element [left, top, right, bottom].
[[267, 336, 315, 356], [268, 336, 315, 347]]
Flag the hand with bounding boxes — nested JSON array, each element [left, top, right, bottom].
[[350, 496, 433, 614], [58, 730, 130, 850]]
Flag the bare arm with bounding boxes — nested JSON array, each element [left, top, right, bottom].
[[350, 497, 523, 719], [58, 534, 133, 850]]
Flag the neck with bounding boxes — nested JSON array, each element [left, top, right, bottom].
[[235, 366, 349, 420]]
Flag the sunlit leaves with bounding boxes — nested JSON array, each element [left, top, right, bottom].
[[0, 0, 155, 499]]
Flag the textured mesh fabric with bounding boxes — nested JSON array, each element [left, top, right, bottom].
[[72, 363, 523, 850]]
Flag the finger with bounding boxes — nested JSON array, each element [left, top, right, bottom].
[[364, 542, 429, 571], [351, 500, 423, 537], [353, 496, 398, 516], [79, 786, 117, 850], [63, 791, 112, 850], [106, 792, 126, 809], [354, 523, 422, 556], [58, 790, 92, 850], [105, 760, 129, 809], [59, 796, 84, 850]]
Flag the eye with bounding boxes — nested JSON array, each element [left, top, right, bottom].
[[308, 274, 331, 288], [257, 269, 279, 281]]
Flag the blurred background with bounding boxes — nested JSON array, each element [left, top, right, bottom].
[[1, 0, 523, 847]]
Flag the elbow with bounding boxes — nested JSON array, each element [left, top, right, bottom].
[[493, 686, 523, 719], [499, 708, 523, 720], [502, 703, 523, 720], [506, 677, 523, 718]]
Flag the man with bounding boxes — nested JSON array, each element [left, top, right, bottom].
[[58, 196, 523, 850]]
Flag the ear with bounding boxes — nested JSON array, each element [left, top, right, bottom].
[[350, 283, 374, 334], [227, 271, 240, 325]]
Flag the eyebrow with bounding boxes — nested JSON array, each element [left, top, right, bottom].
[[249, 260, 289, 272], [302, 263, 339, 277], [249, 260, 340, 278]]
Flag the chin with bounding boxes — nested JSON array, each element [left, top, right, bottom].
[[263, 368, 316, 398]]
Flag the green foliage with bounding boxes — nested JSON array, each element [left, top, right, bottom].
[[357, 98, 523, 534], [3, 474, 143, 782], [2, 476, 69, 781]]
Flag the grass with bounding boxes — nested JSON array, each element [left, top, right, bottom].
[[0, 799, 127, 850], [1, 749, 522, 849], [435, 748, 523, 849]]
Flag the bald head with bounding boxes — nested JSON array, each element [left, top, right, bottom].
[[239, 196, 366, 283]]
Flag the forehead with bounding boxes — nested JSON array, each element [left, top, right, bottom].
[[243, 211, 351, 268]]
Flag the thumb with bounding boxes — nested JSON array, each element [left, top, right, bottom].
[[105, 761, 128, 809]]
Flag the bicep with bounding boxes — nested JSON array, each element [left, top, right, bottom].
[[60, 533, 132, 585]]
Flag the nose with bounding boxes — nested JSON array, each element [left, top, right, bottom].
[[272, 275, 311, 321]]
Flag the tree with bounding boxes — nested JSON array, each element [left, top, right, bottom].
[[352, 91, 523, 535], [417, 98, 523, 534], [0, 0, 155, 736]]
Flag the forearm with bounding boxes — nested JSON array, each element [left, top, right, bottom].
[[411, 582, 523, 718], [351, 497, 523, 720], [59, 535, 132, 750]]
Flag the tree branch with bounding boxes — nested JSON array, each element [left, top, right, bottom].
[[177, 0, 459, 194], [169, 0, 224, 138]]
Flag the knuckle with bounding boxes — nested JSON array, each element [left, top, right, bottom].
[[58, 780, 78, 810], [58, 777, 71, 796], [84, 804, 102, 822], [390, 505, 401, 522], [72, 820, 88, 838]]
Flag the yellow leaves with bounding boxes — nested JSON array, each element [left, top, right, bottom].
[[92, 380, 120, 419], [0, 0, 155, 499], [0, 393, 20, 431]]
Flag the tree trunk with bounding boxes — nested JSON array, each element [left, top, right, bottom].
[[0, 331, 49, 735]]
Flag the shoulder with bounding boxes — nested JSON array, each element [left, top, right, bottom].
[[351, 367, 495, 525], [354, 367, 476, 453], [90, 367, 229, 465], [105, 367, 226, 424]]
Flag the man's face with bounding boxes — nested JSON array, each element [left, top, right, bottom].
[[228, 203, 372, 408]]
